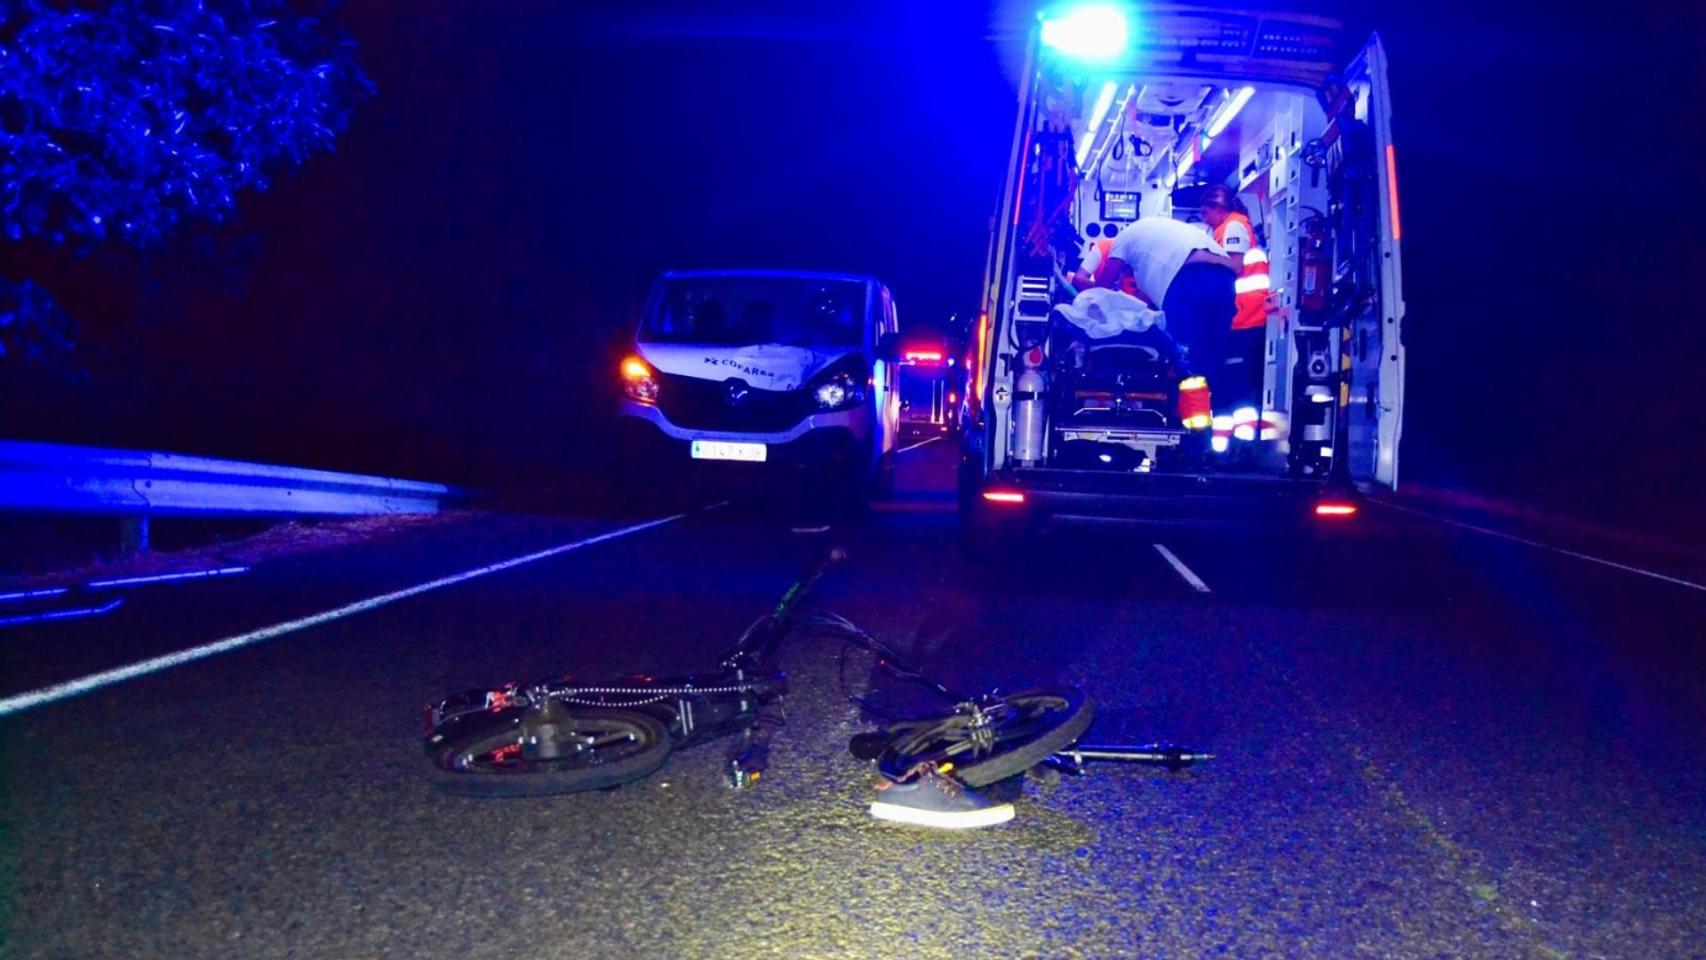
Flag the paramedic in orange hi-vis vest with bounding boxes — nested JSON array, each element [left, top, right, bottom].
[[1201, 184, 1270, 442]]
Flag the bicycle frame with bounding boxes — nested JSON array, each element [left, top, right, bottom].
[[425, 551, 846, 780], [425, 659, 788, 755]]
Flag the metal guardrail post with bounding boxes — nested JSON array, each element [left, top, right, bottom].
[[119, 516, 151, 556]]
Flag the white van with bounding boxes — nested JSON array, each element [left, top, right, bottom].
[[617, 270, 902, 506], [960, 3, 1404, 535]]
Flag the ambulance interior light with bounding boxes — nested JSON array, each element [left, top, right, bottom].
[[1207, 87, 1256, 138], [1076, 81, 1119, 167]]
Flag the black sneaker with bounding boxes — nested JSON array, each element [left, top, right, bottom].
[[868, 766, 1016, 829]]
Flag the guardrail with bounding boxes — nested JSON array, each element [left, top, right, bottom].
[[0, 440, 453, 526], [0, 564, 253, 629]]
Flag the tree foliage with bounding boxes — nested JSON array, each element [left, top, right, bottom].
[[0, 1, 369, 378], [0, 276, 78, 375], [1, 0, 371, 247]]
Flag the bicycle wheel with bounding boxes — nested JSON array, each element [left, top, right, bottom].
[[430, 705, 672, 798], [879, 687, 1093, 788]]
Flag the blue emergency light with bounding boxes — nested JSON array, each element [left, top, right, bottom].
[[1039, 4, 1131, 62]]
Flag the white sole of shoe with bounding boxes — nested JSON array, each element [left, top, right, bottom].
[[868, 800, 1016, 829]]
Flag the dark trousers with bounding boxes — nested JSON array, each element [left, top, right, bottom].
[[1160, 262, 1236, 381], [1219, 326, 1266, 413]]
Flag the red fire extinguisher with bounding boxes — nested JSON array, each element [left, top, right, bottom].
[[1298, 209, 1329, 314]]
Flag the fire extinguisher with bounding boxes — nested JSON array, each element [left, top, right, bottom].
[[1298, 209, 1329, 315]]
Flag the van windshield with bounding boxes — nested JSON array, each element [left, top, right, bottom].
[[644, 277, 866, 348]]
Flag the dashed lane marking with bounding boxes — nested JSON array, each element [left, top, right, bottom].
[[895, 436, 943, 455], [1153, 543, 1212, 594]]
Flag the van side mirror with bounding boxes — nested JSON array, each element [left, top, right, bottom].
[[877, 332, 903, 363]]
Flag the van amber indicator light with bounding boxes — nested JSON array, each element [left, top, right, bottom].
[[1386, 144, 1402, 241], [621, 355, 659, 403], [983, 490, 1026, 505], [1315, 502, 1358, 518]]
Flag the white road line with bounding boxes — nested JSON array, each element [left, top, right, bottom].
[[0, 512, 690, 718], [895, 436, 943, 455], [1378, 501, 1706, 594], [87, 565, 250, 590], [1153, 543, 1212, 594], [0, 587, 70, 604]]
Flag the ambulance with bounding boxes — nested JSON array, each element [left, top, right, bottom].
[[960, 3, 1404, 537]]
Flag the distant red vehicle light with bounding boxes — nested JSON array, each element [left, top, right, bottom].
[[1314, 502, 1358, 518], [982, 490, 1026, 505]]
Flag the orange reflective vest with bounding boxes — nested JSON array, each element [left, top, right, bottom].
[[1214, 213, 1271, 331]]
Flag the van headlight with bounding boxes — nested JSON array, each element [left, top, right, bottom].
[[813, 371, 865, 411], [621, 355, 659, 404]]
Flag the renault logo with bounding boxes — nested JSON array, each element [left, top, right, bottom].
[[724, 380, 750, 406]]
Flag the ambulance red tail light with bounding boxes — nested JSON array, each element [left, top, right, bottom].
[[982, 490, 1026, 506], [1314, 501, 1358, 518]]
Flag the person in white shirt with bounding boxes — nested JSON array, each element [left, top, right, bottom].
[[1093, 215, 1237, 377]]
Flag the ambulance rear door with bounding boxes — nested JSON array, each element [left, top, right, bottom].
[[1337, 32, 1406, 490]]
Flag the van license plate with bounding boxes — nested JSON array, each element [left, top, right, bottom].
[[691, 440, 767, 463]]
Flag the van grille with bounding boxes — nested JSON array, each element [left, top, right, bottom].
[[655, 373, 814, 433]]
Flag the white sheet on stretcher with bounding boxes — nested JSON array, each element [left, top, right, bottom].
[[1053, 288, 1166, 340]]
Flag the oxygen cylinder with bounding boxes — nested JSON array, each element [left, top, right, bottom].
[[1013, 347, 1048, 466]]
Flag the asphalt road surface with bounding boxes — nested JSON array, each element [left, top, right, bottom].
[[4, 438, 1704, 959]]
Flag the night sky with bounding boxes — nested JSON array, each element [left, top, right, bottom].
[[8, 1, 1704, 536]]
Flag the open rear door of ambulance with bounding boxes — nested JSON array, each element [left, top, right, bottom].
[[1338, 32, 1407, 491]]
